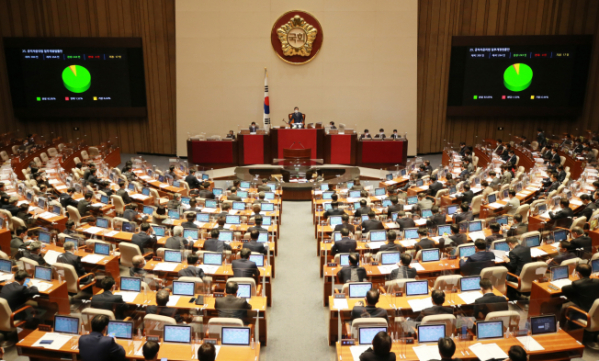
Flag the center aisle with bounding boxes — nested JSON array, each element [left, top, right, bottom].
[[260, 201, 337, 361]]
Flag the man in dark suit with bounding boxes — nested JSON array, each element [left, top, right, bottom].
[[351, 289, 387, 321], [387, 253, 417, 280], [416, 290, 453, 321], [132, 223, 157, 251], [57, 242, 91, 279], [215, 281, 252, 320], [430, 337, 460, 361], [289, 106, 304, 127], [77, 192, 94, 217], [334, 214, 355, 234], [350, 179, 365, 191], [374, 128, 386, 139], [417, 165, 429, 179], [442, 224, 467, 246], [185, 170, 201, 189], [204, 229, 232, 253], [0, 270, 39, 311], [429, 206, 446, 226], [458, 142, 469, 157], [199, 182, 215, 199], [546, 241, 576, 266], [60, 187, 80, 209], [10, 226, 30, 253], [249, 122, 258, 132], [570, 226, 592, 253], [453, 203, 473, 224], [415, 228, 435, 252], [550, 148, 561, 165], [247, 215, 267, 233], [243, 230, 268, 255], [386, 196, 403, 218], [362, 211, 384, 233], [22, 241, 46, 266], [324, 202, 345, 219], [579, 194, 597, 221], [332, 228, 357, 256], [165, 227, 188, 250], [460, 239, 494, 268], [460, 184, 474, 204], [227, 187, 242, 201], [232, 249, 260, 282], [484, 223, 503, 249], [556, 165, 567, 183], [562, 264, 599, 312], [180, 213, 198, 229], [472, 278, 508, 319], [390, 129, 401, 140], [537, 128, 546, 148], [91, 277, 126, 319], [79, 315, 126, 361], [257, 179, 271, 192], [549, 199, 573, 224], [379, 230, 403, 253], [178, 254, 206, 278], [354, 199, 371, 218], [359, 129, 372, 140], [396, 211, 416, 231], [146, 290, 182, 322], [358, 332, 395, 361], [542, 172, 560, 193], [507, 150, 517, 166], [429, 176, 444, 197], [503, 236, 531, 280], [338, 253, 367, 283], [114, 181, 133, 205], [507, 214, 528, 237]]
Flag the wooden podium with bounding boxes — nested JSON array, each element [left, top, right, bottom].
[[283, 148, 311, 160]]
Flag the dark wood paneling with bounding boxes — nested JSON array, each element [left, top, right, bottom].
[[0, 0, 176, 155]]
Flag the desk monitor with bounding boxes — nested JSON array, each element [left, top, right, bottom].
[[203, 253, 223, 266], [375, 188, 385, 196], [120, 277, 142, 292], [495, 216, 508, 225], [353, 202, 361, 209], [501, 189, 509, 199], [382, 199, 393, 207], [202, 174, 210, 181], [349, 191, 361, 198], [236, 284, 252, 299], [107, 321, 133, 339], [96, 218, 109, 229], [447, 205, 458, 215], [218, 231, 233, 242], [240, 181, 250, 189], [164, 250, 182, 263], [437, 225, 452, 236], [537, 204, 547, 214], [530, 315, 557, 335], [551, 265, 569, 281], [322, 192, 334, 200], [261, 203, 274, 211], [515, 182, 523, 192], [450, 186, 457, 195], [321, 184, 329, 191], [38, 231, 51, 244], [468, 221, 482, 232], [359, 327, 388, 345], [405, 280, 429, 296], [416, 179, 424, 187], [158, 175, 165, 183], [476, 320, 504, 340], [205, 200, 217, 209], [231, 202, 245, 211], [249, 254, 265, 267], [34, 266, 52, 281], [460, 276, 481, 292], [421, 209, 433, 218], [128, 183, 135, 191], [221, 327, 251, 346], [122, 222, 136, 233], [0, 259, 11, 273], [163, 325, 192, 343], [262, 216, 272, 226], [212, 188, 223, 197], [94, 243, 110, 256], [553, 229, 568, 242], [370, 230, 386, 242], [592, 259, 599, 273], [180, 196, 189, 205], [52, 205, 62, 215], [267, 183, 276, 191], [487, 194, 497, 204], [346, 181, 355, 189], [257, 231, 269, 243], [493, 241, 509, 252], [168, 209, 180, 220], [37, 197, 46, 209], [407, 196, 418, 205], [236, 191, 248, 198], [173, 181, 181, 189], [421, 249, 440, 262], [404, 228, 419, 240], [459, 245, 476, 258], [400, 169, 407, 177], [142, 187, 151, 196], [100, 195, 110, 204], [153, 226, 166, 237], [323, 202, 332, 211], [381, 252, 400, 265], [143, 206, 154, 215], [386, 174, 394, 181], [474, 177, 481, 185], [339, 254, 351, 266], [361, 215, 369, 222], [226, 215, 241, 225], [26, 191, 33, 201], [332, 231, 342, 242], [172, 281, 195, 296], [54, 315, 80, 335], [183, 228, 198, 240], [349, 283, 372, 298], [196, 213, 210, 223], [524, 235, 540, 248], [417, 324, 446, 343], [391, 212, 399, 222], [329, 216, 342, 226], [264, 192, 275, 200]]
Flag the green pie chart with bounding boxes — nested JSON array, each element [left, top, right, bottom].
[[62, 65, 91, 93], [503, 63, 533, 92]]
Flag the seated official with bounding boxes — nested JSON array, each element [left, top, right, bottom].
[[77, 192, 94, 217], [480, 180, 493, 200], [91, 277, 126, 319], [460, 184, 474, 204], [57, 242, 92, 281], [442, 224, 466, 246], [247, 215, 267, 233], [396, 211, 416, 231], [570, 226, 592, 253], [504, 189, 520, 215], [374, 128, 386, 139], [390, 129, 401, 140], [379, 230, 402, 253], [252, 192, 268, 204], [324, 201, 345, 219], [249, 122, 258, 132], [185, 169, 202, 189], [153, 205, 169, 225], [142, 341, 160, 361], [0, 270, 39, 312], [579, 194, 597, 220], [416, 290, 453, 321], [329, 121, 337, 129], [453, 203, 473, 224], [79, 315, 126, 361], [132, 223, 157, 251], [11, 226, 30, 253], [123, 204, 141, 222], [198, 343, 217, 361], [562, 264, 599, 312], [243, 229, 268, 255], [359, 331, 395, 361], [4, 195, 19, 216], [459, 239, 494, 268], [334, 213, 356, 234], [226, 130, 236, 140], [214, 215, 227, 230], [227, 187, 242, 201], [166, 193, 182, 209], [257, 179, 271, 192], [21, 241, 47, 266], [15, 203, 35, 226], [146, 290, 182, 322], [332, 228, 357, 256], [351, 179, 365, 191], [289, 106, 304, 127], [165, 226, 188, 250], [386, 196, 403, 218], [232, 248, 260, 282], [362, 211, 384, 233], [507, 214, 528, 237], [549, 199, 573, 222], [178, 254, 206, 278], [503, 237, 531, 281], [387, 254, 417, 280], [215, 281, 252, 321], [417, 193, 433, 210], [484, 223, 503, 249], [338, 253, 367, 283], [360, 129, 372, 140], [430, 337, 461, 361], [351, 289, 387, 322], [180, 213, 198, 229], [204, 229, 232, 252], [429, 206, 446, 226], [415, 228, 435, 252], [354, 199, 371, 218], [417, 165, 428, 179], [130, 255, 148, 277], [428, 176, 444, 197], [507, 346, 527, 361], [546, 241, 576, 266], [472, 278, 507, 320]]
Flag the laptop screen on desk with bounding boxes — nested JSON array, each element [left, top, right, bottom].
[[404, 228, 419, 240], [459, 245, 476, 258], [346, 182, 354, 189], [406, 281, 429, 296], [551, 266, 568, 281], [164, 250, 182, 263], [323, 202, 332, 211], [446, 205, 458, 215], [96, 218, 109, 229], [213, 188, 223, 197], [421, 209, 433, 218], [332, 232, 342, 242], [349, 191, 361, 198], [173, 281, 195, 296], [236, 284, 252, 299], [361, 215, 369, 222], [196, 213, 210, 223], [553, 230, 568, 242], [240, 181, 250, 189], [222, 327, 251, 346], [163, 325, 191, 343], [339, 254, 351, 266], [249, 254, 265, 267], [35, 266, 52, 281], [183, 229, 198, 240], [180, 196, 189, 205], [237, 191, 248, 198], [417, 324, 445, 343], [257, 232, 269, 243], [38, 231, 51, 244], [407, 196, 418, 205], [262, 216, 272, 226], [493, 241, 509, 252], [264, 192, 275, 200], [54, 315, 80, 335], [205, 200, 217, 209], [232, 202, 245, 211], [64, 238, 78, 250], [100, 195, 109, 204], [530, 315, 557, 335], [168, 210, 180, 219], [468, 221, 482, 232], [375, 188, 385, 196], [416, 180, 424, 187], [349, 283, 372, 298], [52, 205, 62, 215], [460, 276, 481, 292], [122, 222, 135, 233], [495, 216, 508, 225], [537, 204, 547, 214], [330, 216, 342, 226], [593, 259, 599, 273], [370, 230, 386, 242], [321, 184, 329, 191], [381, 252, 400, 265], [94, 243, 110, 256], [359, 327, 387, 345], [120, 277, 141, 292], [421, 249, 440, 262], [226, 215, 240, 224], [437, 225, 451, 236], [261, 203, 275, 212], [386, 173, 393, 181], [143, 206, 154, 215], [323, 192, 333, 200], [153, 226, 166, 237], [524, 235, 540, 248], [487, 194, 497, 203], [107, 321, 133, 339], [0, 259, 11, 273], [142, 187, 151, 196], [203, 253, 223, 265], [218, 231, 233, 241], [382, 199, 392, 207], [477, 321, 504, 340], [391, 212, 399, 221]]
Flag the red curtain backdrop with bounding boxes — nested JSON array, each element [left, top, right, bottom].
[[243, 136, 264, 164], [330, 135, 352, 164], [277, 129, 317, 159], [361, 142, 404, 164], [192, 141, 234, 164]]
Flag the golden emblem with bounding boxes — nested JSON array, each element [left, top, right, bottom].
[[276, 15, 318, 57]]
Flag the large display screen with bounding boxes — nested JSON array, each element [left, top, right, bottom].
[[447, 35, 592, 116], [4, 37, 147, 117]]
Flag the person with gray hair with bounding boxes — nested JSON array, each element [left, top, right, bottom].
[[146, 289, 182, 322], [129, 255, 148, 277], [165, 226, 187, 250], [167, 193, 181, 210], [57, 241, 88, 278], [21, 241, 46, 266], [253, 192, 267, 204]]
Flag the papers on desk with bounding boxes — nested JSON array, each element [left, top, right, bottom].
[[17, 200, 29, 206], [32, 332, 74, 350], [471, 186, 483, 193], [333, 298, 348, 310], [198, 265, 220, 274], [488, 202, 504, 209], [469, 343, 508, 361], [407, 297, 433, 312], [85, 226, 104, 234], [346, 197, 359, 203], [166, 295, 180, 306], [43, 250, 62, 265], [349, 345, 371, 361], [202, 208, 217, 213], [131, 194, 149, 200], [366, 242, 385, 250], [91, 203, 104, 208], [81, 254, 105, 264], [399, 240, 417, 248], [385, 222, 399, 229], [0, 272, 13, 282], [104, 230, 119, 237], [411, 262, 425, 271], [38, 211, 58, 220], [159, 184, 169, 188], [194, 221, 207, 228], [530, 248, 548, 258], [550, 278, 572, 289], [516, 336, 545, 351], [414, 219, 427, 226], [412, 344, 442, 361], [468, 231, 486, 241], [491, 249, 506, 263], [29, 279, 54, 292], [138, 175, 152, 180], [153, 263, 178, 272], [384, 180, 397, 185], [28, 206, 41, 212], [419, 185, 430, 190], [377, 264, 399, 274], [457, 291, 483, 304], [48, 179, 60, 185], [115, 291, 139, 303], [569, 199, 583, 206], [539, 211, 551, 219], [403, 205, 413, 211]]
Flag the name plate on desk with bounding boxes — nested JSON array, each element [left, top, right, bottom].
[[153, 257, 162, 262], [327, 262, 337, 267], [213, 292, 225, 298], [341, 339, 355, 346], [371, 262, 379, 266], [204, 338, 217, 345], [39, 324, 52, 332], [401, 337, 414, 344], [147, 336, 160, 342], [334, 294, 346, 299]]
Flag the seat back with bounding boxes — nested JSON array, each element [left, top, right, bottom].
[[421, 314, 456, 336], [471, 195, 483, 215], [80, 150, 89, 160], [351, 318, 388, 339], [587, 299, 599, 331], [0, 150, 8, 161], [21, 257, 39, 276], [485, 311, 520, 331], [384, 278, 417, 292], [47, 148, 58, 157], [374, 251, 400, 263], [67, 206, 82, 225], [143, 314, 177, 337], [81, 308, 115, 333], [119, 243, 143, 268], [518, 262, 548, 292], [432, 275, 462, 290], [560, 257, 582, 267], [0, 298, 14, 331], [40, 152, 49, 163], [341, 281, 372, 295], [207, 317, 244, 339], [88, 147, 100, 158], [52, 262, 80, 294], [111, 195, 126, 215], [570, 216, 587, 231], [227, 277, 256, 296], [12, 216, 26, 229], [480, 266, 508, 295]]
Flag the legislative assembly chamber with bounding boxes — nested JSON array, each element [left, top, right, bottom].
[[1, 1, 599, 361]]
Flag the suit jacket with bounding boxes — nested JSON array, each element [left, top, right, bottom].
[[91, 291, 126, 318], [570, 235, 592, 252], [484, 234, 504, 249], [549, 207, 573, 221], [123, 209, 138, 221], [374, 133, 386, 139], [338, 265, 367, 283], [204, 238, 232, 252], [506, 245, 531, 276], [181, 221, 197, 229], [551, 153, 561, 164], [461, 191, 474, 204], [22, 250, 46, 266], [490, 177, 501, 190], [354, 206, 372, 218], [415, 238, 435, 252], [472, 292, 508, 319], [324, 208, 346, 219], [129, 267, 147, 277], [507, 155, 517, 165], [551, 251, 576, 266], [546, 181, 560, 193], [460, 251, 494, 267], [429, 182, 443, 197], [332, 237, 357, 256], [232, 259, 260, 280], [249, 125, 258, 132], [351, 305, 387, 321], [334, 223, 355, 234], [146, 305, 182, 322], [79, 332, 126, 361], [131, 232, 156, 250], [562, 278, 599, 312], [397, 217, 416, 231], [165, 236, 187, 250], [507, 223, 528, 237], [215, 294, 252, 320], [291, 112, 304, 124], [387, 204, 404, 218], [453, 211, 473, 224], [0, 282, 39, 311], [359, 347, 396, 361], [227, 194, 242, 201], [360, 134, 372, 140], [362, 219, 384, 233], [178, 265, 205, 278], [185, 174, 201, 189], [387, 266, 417, 280], [77, 200, 92, 217], [537, 132, 546, 146], [257, 185, 271, 192], [60, 193, 79, 208], [558, 170, 567, 183], [444, 233, 467, 246], [580, 203, 597, 221], [379, 243, 403, 253], [416, 305, 454, 321], [57, 252, 86, 277], [242, 241, 268, 255], [430, 213, 447, 226]]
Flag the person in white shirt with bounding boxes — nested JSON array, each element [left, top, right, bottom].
[[504, 189, 520, 215]]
